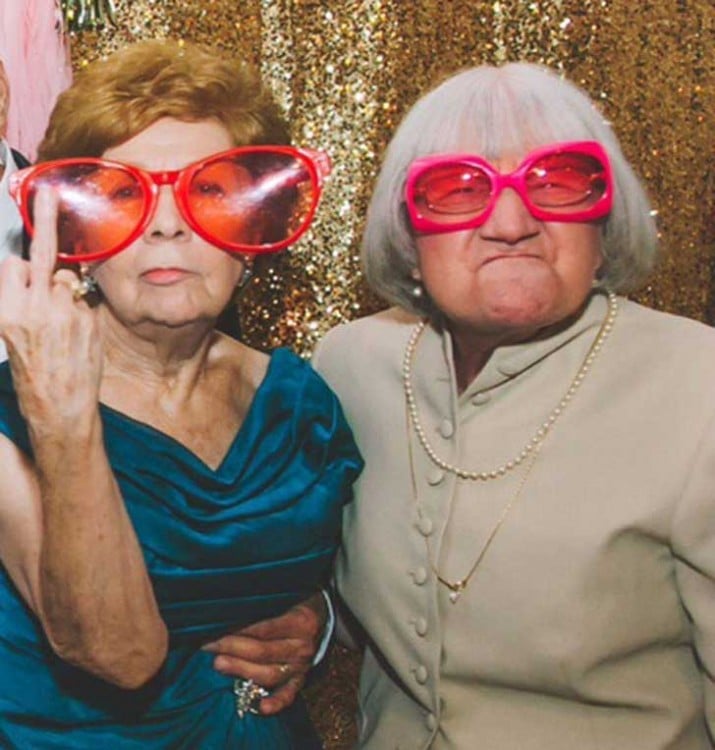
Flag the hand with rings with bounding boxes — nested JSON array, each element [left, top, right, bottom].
[[231, 663, 290, 719], [0, 185, 102, 425], [201, 593, 328, 716]]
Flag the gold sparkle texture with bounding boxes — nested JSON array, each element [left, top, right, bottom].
[[61, 0, 118, 31]]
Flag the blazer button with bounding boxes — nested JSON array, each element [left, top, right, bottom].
[[412, 566, 428, 585], [414, 617, 428, 637], [413, 665, 428, 684], [439, 419, 454, 438], [471, 391, 490, 406], [498, 360, 522, 377], [417, 517, 434, 536], [427, 468, 445, 486], [425, 713, 437, 731]]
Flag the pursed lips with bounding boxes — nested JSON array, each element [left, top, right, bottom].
[[139, 267, 195, 284], [479, 252, 544, 268]]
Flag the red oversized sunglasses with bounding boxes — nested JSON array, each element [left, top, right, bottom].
[[10, 145, 331, 262], [404, 141, 613, 234]]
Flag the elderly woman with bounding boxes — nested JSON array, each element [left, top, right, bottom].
[[312, 63, 715, 748], [0, 41, 361, 748]]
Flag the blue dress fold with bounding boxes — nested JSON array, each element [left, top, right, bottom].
[[0, 349, 362, 748]]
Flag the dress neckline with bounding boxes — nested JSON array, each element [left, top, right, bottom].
[[99, 348, 284, 475]]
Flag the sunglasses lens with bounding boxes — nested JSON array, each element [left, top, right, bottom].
[[412, 163, 492, 226], [186, 151, 318, 251], [526, 152, 608, 212], [26, 164, 145, 258]]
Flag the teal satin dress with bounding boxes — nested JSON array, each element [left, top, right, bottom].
[[0, 349, 362, 748]]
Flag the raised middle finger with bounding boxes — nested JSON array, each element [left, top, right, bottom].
[[28, 186, 60, 299]]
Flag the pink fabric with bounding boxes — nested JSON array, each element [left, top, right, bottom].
[[0, 0, 72, 161]]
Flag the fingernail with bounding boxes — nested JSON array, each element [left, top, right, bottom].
[[213, 657, 228, 672]]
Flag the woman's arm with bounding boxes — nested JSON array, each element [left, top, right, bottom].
[[0, 190, 167, 688], [0, 432, 167, 689]]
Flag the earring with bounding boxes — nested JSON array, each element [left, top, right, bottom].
[[409, 266, 424, 299], [237, 264, 254, 292], [72, 265, 99, 301]]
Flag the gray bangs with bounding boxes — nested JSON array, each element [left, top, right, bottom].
[[403, 63, 614, 163]]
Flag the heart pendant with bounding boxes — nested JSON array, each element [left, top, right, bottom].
[[449, 590, 461, 603]]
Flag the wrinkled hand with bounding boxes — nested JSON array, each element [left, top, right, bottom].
[[202, 592, 328, 715], [0, 187, 101, 427]]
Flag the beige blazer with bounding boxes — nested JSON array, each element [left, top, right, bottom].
[[313, 294, 715, 750]]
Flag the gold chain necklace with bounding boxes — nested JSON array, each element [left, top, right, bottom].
[[403, 291, 618, 481], [406, 422, 541, 603], [403, 292, 618, 602]]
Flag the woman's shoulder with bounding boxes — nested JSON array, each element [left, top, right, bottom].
[[315, 307, 420, 363], [265, 346, 314, 385], [313, 307, 424, 394], [325, 306, 418, 337], [214, 334, 332, 410], [268, 347, 353, 413], [214, 334, 271, 388], [616, 299, 715, 399], [252, 348, 362, 470], [619, 298, 715, 354]]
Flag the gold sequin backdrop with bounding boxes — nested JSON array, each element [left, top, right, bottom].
[[68, 1, 713, 747]]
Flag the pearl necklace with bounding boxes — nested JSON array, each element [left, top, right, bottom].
[[404, 292, 619, 602], [402, 291, 618, 481]]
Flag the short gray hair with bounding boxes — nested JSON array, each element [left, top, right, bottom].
[[363, 62, 658, 316]]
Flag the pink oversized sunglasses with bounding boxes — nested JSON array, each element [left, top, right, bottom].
[[404, 141, 613, 234]]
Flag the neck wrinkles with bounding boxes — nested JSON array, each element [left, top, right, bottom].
[[98, 305, 217, 401]]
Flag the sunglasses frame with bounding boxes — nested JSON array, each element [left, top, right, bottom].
[[10, 145, 332, 262], [404, 140, 613, 234]]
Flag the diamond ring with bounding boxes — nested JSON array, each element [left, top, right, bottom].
[[233, 678, 270, 718]]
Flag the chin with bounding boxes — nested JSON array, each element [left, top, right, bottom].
[[475, 271, 577, 327], [130, 305, 218, 331], [479, 293, 555, 327]]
